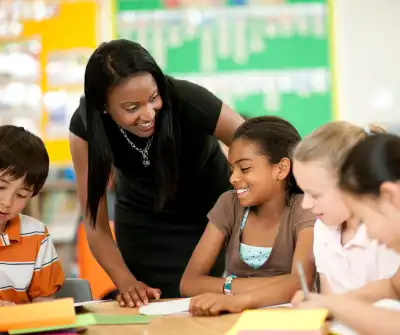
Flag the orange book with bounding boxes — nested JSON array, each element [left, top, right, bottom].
[[0, 298, 76, 332]]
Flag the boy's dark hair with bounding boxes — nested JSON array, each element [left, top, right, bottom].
[[233, 116, 303, 200], [0, 125, 49, 196], [340, 133, 400, 196]]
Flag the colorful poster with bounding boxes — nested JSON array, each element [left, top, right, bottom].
[[19, 0, 99, 164], [115, 0, 332, 136]]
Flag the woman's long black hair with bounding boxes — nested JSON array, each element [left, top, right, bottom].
[[84, 39, 180, 227]]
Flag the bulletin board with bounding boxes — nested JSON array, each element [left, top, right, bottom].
[[116, 0, 333, 136], [21, 0, 99, 165]]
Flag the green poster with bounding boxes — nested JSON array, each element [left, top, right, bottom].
[[115, 0, 332, 136]]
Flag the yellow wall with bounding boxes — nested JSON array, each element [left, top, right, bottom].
[[21, 1, 99, 165]]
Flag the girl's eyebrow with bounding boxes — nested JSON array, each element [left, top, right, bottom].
[[21, 186, 33, 191], [234, 158, 252, 164]]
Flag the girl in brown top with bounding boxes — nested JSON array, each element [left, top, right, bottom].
[[181, 116, 316, 316]]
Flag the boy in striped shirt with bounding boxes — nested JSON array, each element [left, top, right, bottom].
[[0, 125, 64, 305]]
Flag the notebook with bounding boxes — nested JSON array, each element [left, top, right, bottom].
[[9, 313, 156, 335], [0, 298, 76, 332], [226, 308, 329, 335]]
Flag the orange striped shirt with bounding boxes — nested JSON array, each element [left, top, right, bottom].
[[0, 214, 64, 303]]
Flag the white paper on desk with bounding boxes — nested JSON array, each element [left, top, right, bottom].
[[139, 298, 191, 315], [261, 303, 292, 309], [74, 299, 112, 308], [330, 321, 358, 335], [374, 298, 400, 311]]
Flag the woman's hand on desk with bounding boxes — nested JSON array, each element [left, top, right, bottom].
[[189, 293, 248, 316], [116, 278, 161, 308]]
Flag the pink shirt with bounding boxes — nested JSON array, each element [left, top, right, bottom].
[[314, 219, 400, 293]]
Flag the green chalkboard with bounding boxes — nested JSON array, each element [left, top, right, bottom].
[[115, 0, 332, 135]]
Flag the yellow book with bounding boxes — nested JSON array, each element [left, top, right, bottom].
[[0, 298, 76, 332], [227, 308, 329, 335]]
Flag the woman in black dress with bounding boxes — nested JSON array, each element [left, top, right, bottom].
[[69, 39, 243, 307]]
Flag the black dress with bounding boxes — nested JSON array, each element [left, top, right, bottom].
[[69, 77, 231, 298]]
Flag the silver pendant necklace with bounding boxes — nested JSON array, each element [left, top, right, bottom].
[[119, 127, 153, 167]]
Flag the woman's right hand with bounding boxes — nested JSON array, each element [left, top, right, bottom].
[[116, 278, 161, 308]]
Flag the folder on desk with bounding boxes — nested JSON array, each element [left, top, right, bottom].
[[0, 298, 76, 332], [226, 308, 329, 335]]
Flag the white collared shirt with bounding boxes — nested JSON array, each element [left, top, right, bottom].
[[313, 219, 400, 294]]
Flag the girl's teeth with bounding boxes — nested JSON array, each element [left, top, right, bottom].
[[139, 121, 153, 127], [237, 188, 249, 194]]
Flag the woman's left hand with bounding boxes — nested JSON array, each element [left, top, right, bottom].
[[189, 293, 247, 317]]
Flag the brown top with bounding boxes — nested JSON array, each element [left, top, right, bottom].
[[208, 191, 316, 278]]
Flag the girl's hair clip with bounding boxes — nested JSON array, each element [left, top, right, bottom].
[[363, 125, 372, 136]]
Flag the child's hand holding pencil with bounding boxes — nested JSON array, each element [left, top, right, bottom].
[[292, 262, 328, 309]]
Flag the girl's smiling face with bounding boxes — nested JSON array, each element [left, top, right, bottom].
[[228, 138, 290, 208]]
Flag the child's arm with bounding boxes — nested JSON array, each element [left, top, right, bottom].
[[234, 227, 315, 308], [326, 297, 400, 335], [342, 268, 400, 303], [189, 227, 315, 315], [230, 209, 316, 296], [299, 293, 400, 335], [180, 219, 298, 296], [28, 227, 65, 302], [180, 221, 227, 296], [229, 224, 315, 294]]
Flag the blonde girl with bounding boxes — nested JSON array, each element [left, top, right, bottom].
[[291, 122, 400, 294], [293, 133, 400, 335]]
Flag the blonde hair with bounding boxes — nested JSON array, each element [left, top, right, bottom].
[[293, 121, 386, 175]]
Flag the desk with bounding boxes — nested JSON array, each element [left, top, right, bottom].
[[82, 301, 240, 335]]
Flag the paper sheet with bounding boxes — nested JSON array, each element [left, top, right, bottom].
[[374, 299, 400, 311], [73, 299, 112, 308], [139, 298, 191, 315], [262, 303, 292, 309], [329, 321, 358, 335], [226, 309, 328, 335]]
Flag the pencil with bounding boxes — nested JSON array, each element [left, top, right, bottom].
[[296, 262, 309, 301]]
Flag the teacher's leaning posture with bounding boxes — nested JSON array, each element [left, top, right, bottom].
[[69, 39, 244, 308]]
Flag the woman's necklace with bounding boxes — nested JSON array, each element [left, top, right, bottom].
[[119, 127, 153, 167]]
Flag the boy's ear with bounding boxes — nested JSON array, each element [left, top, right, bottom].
[[380, 182, 400, 208], [276, 158, 291, 181]]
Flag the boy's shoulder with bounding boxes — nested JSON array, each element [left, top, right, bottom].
[[18, 214, 46, 236]]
